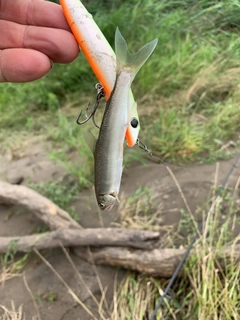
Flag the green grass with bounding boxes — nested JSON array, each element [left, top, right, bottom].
[[47, 110, 95, 189], [0, 244, 30, 285], [1, 3, 240, 317], [112, 184, 240, 320], [146, 97, 240, 162], [30, 181, 238, 320], [1, 0, 240, 171], [29, 179, 80, 221]]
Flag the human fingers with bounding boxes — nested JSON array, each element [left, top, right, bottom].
[[0, 0, 69, 30], [0, 20, 79, 63], [0, 48, 52, 82]]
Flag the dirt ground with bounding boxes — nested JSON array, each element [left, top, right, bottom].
[[0, 139, 240, 319]]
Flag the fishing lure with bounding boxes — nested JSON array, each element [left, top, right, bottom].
[[84, 28, 158, 211], [60, 0, 140, 147]]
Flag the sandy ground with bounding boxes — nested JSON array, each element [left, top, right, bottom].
[[0, 140, 239, 319]]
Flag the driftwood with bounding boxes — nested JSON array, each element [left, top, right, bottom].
[[0, 181, 81, 230], [0, 228, 160, 253], [0, 180, 239, 278], [74, 245, 240, 278]]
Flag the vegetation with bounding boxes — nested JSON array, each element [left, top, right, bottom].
[[111, 184, 240, 320], [0, 0, 240, 319], [3, 182, 237, 320], [1, 0, 240, 181], [29, 180, 80, 221]]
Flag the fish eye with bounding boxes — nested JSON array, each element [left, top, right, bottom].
[[99, 203, 105, 208], [131, 118, 138, 128]]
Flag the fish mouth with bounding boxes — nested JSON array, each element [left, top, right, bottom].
[[109, 192, 117, 198], [98, 192, 117, 211], [106, 193, 117, 211]]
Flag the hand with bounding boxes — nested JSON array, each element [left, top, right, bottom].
[[0, 0, 79, 82]]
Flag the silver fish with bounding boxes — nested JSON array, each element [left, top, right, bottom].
[[85, 28, 158, 211]]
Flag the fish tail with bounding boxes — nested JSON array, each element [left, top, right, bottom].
[[115, 27, 158, 80]]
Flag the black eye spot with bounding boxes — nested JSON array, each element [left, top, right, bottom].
[[131, 118, 138, 128]]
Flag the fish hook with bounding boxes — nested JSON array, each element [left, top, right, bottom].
[[76, 83, 105, 129]]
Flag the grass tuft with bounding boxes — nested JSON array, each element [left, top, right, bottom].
[[29, 179, 80, 221], [111, 179, 240, 319], [0, 302, 26, 320]]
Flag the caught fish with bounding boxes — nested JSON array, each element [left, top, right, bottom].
[[85, 28, 158, 210], [60, 0, 140, 146]]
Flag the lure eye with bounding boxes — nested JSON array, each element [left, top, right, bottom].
[[131, 118, 139, 128]]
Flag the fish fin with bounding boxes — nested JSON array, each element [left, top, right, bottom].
[[116, 194, 120, 203], [83, 130, 97, 154], [115, 27, 158, 79]]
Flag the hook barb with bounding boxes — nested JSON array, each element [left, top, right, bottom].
[[76, 102, 92, 125], [76, 83, 105, 128]]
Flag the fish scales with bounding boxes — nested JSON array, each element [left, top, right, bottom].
[[94, 71, 132, 200], [84, 28, 158, 210]]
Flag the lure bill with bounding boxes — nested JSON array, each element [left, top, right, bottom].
[[85, 28, 158, 211], [60, 0, 140, 147]]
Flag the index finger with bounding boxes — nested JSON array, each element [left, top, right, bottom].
[[0, 0, 70, 30]]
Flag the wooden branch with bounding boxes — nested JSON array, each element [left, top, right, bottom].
[[1, 180, 239, 278], [74, 244, 240, 278], [0, 181, 81, 230], [0, 228, 160, 253]]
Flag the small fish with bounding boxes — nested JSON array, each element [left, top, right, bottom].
[[85, 28, 158, 210], [60, 0, 141, 147]]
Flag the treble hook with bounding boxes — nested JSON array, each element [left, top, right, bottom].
[[76, 83, 105, 129]]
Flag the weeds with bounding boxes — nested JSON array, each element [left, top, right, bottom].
[[117, 187, 164, 231], [1, 0, 240, 166], [29, 180, 79, 221], [112, 178, 240, 319], [1, 0, 240, 318], [47, 111, 94, 189], [0, 302, 26, 320], [12, 176, 238, 320], [31, 182, 240, 319], [0, 243, 30, 285]]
